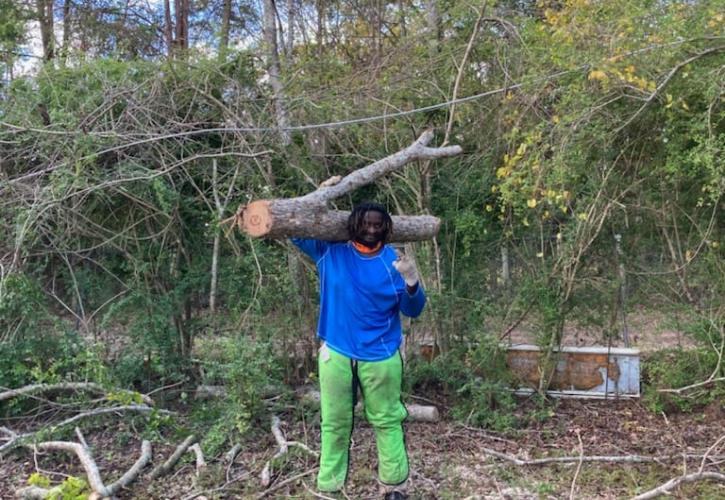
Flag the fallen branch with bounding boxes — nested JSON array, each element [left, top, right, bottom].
[[301, 389, 439, 422], [190, 443, 207, 475], [479, 447, 725, 467], [657, 376, 725, 395], [260, 416, 318, 488], [15, 431, 152, 498], [225, 443, 243, 464], [1, 405, 171, 454], [0, 382, 154, 405], [255, 467, 318, 499], [631, 471, 725, 499], [569, 429, 584, 500], [149, 435, 197, 480], [260, 416, 288, 488], [105, 439, 153, 495]]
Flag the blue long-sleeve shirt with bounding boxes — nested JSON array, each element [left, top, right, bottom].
[[292, 239, 426, 361]]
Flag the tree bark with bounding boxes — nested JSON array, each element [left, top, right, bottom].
[[234, 131, 462, 241], [219, 0, 232, 56], [164, 0, 174, 54], [315, 0, 325, 55], [286, 0, 295, 57], [36, 0, 55, 61], [174, 0, 189, 50], [62, 0, 71, 62], [263, 0, 291, 145], [426, 0, 440, 56]]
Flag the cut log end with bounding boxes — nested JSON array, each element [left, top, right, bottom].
[[240, 200, 273, 237]]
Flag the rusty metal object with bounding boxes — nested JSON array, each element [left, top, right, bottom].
[[506, 345, 640, 398]]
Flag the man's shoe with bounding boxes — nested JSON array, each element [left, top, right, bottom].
[[383, 492, 407, 500]]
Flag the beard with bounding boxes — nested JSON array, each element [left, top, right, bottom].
[[355, 234, 384, 249]]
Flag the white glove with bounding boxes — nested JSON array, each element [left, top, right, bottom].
[[392, 252, 419, 287]]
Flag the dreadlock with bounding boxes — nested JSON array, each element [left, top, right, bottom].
[[347, 202, 393, 242]]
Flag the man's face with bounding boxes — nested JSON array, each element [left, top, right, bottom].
[[355, 210, 385, 248]]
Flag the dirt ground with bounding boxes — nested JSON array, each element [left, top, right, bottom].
[[1, 395, 723, 499]]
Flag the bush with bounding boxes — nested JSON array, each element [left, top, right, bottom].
[[191, 335, 290, 456], [642, 345, 724, 413], [406, 335, 517, 431]]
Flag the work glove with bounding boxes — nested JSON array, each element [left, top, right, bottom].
[[392, 252, 419, 287]]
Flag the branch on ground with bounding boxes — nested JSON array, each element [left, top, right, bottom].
[[261, 416, 318, 488], [0, 405, 171, 454], [479, 447, 725, 466], [14, 428, 151, 498], [0, 382, 155, 405], [149, 435, 197, 480], [631, 471, 725, 500]]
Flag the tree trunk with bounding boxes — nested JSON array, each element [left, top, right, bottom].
[[426, 0, 440, 55], [62, 0, 71, 62], [174, 0, 189, 50], [164, 0, 174, 54], [219, 0, 232, 56], [36, 0, 55, 61], [263, 0, 291, 145], [286, 0, 295, 57], [234, 131, 462, 241], [316, 0, 325, 55]]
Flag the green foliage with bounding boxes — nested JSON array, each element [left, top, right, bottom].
[[27, 472, 51, 488], [642, 343, 724, 413], [406, 336, 517, 431], [53, 476, 90, 500], [191, 335, 290, 455]]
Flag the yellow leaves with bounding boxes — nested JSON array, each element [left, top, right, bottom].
[[685, 250, 693, 262], [552, 115, 560, 124], [527, 198, 538, 208], [665, 93, 674, 109], [536, 252, 544, 258], [496, 143, 529, 178], [708, 13, 723, 29], [588, 70, 608, 82], [544, 9, 560, 27], [681, 101, 689, 111], [577, 213, 588, 221]]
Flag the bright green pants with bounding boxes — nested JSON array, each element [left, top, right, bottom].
[[317, 345, 409, 492]]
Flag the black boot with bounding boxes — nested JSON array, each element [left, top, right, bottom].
[[384, 491, 407, 500]]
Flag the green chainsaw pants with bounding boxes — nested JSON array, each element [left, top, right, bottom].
[[317, 344, 409, 492]]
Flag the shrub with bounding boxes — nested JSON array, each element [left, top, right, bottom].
[[406, 335, 517, 431], [642, 344, 723, 413]]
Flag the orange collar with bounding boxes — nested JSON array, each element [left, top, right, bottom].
[[351, 240, 382, 254]]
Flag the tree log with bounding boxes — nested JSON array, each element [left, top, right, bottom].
[[300, 389, 439, 422], [234, 130, 462, 242]]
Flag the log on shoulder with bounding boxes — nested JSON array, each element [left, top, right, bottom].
[[235, 130, 462, 242]]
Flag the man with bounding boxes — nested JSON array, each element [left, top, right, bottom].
[[292, 202, 425, 499]]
